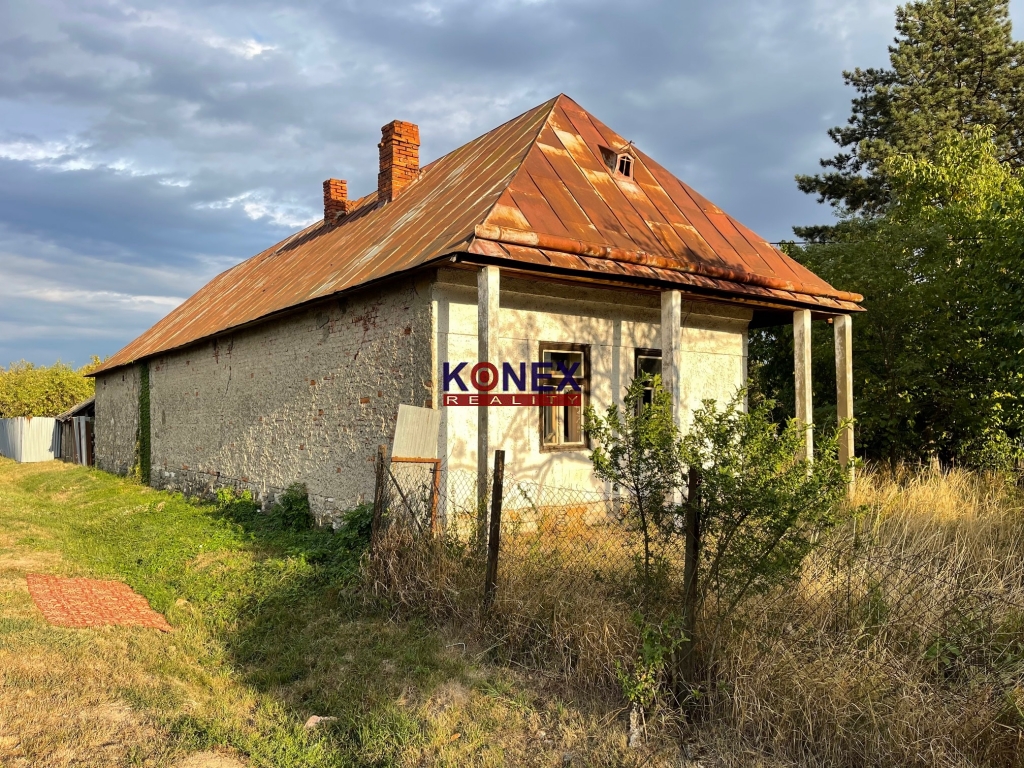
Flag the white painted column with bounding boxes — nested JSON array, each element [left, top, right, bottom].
[[834, 314, 854, 482], [661, 291, 683, 433], [793, 309, 813, 462], [478, 266, 500, 502]]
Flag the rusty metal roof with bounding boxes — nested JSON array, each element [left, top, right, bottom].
[[94, 95, 861, 375]]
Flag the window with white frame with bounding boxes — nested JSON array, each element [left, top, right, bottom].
[[616, 153, 634, 178]]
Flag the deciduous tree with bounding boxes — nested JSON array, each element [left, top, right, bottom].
[[759, 129, 1024, 467], [0, 359, 99, 418]]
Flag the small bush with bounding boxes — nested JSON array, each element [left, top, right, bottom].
[[334, 503, 374, 552], [682, 391, 852, 617], [215, 486, 258, 517], [269, 483, 313, 531], [212, 485, 371, 583]]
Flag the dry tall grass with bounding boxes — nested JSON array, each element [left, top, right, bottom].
[[369, 465, 1024, 767], [366, 524, 638, 696], [710, 465, 1024, 767]]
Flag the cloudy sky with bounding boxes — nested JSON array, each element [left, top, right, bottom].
[[1, 0, 1016, 367]]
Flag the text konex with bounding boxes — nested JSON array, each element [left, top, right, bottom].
[[442, 361, 582, 406]]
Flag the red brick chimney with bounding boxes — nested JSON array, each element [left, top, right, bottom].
[[323, 178, 354, 225], [378, 120, 420, 203]]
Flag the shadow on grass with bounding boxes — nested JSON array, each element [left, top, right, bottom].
[[191, 489, 466, 766]]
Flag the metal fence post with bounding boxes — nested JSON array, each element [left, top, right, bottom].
[[483, 449, 505, 611], [370, 444, 387, 546]]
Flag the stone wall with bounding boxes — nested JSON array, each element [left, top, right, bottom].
[[94, 364, 141, 476], [146, 275, 433, 524]]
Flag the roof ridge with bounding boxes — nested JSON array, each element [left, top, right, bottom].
[[468, 95, 560, 237]]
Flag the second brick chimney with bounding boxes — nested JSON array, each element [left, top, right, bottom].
[[323, 178, 354, 225], [378, 120, 420, 203]]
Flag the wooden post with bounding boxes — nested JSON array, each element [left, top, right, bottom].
[[680, 466, 702, 684], [370, 444, 387, 546], [793, 309, 813, 463], [483, 449, 505, 612], [477, 265, 500, 528], [660, 290, 683, 433], [834, 314, 855, 488], [430, 459, 441, 535]]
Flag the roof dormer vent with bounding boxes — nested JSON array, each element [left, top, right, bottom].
[[600, 142, 636, 179]]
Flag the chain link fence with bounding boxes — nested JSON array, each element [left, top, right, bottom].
[[365, 452, 1024, 766]]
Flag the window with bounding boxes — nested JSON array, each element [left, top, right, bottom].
[[616, 153, 633, 178], [634, 348, 662, 408], [539, 343, 589, 450]]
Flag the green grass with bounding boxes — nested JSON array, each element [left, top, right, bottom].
[[0, 459, 675, 767]]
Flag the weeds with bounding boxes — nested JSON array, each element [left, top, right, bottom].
[[370, 463, 1024, 767]]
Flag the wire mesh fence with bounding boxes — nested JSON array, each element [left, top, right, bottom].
[[366, 451, 1024, 765]]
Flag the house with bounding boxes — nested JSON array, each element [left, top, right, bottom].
[[89, 95, 862, 523]]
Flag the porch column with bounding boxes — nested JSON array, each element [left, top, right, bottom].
[[478, 265, 500, 504], [793, 309, 813, 462], [834, 314, 855, 484], [661, 290, 683, 433]]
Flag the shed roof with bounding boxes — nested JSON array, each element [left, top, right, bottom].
[[93, 95, 861, 375], [56, 396, 95, 421]]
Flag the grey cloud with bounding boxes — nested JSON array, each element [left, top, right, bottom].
[[0, 0, 920, 365]]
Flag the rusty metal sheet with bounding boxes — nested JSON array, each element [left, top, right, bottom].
[[96, 94, 861, 376], [94, 98, 555, 374], [505, 173, 572, 238], [527, 171, 602, 241], [524, 149, 635, 248], [552, 107, 699, 262], [705, 211, 775, 276]]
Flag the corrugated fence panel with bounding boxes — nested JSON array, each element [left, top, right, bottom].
[[0, 418, 58, 463], [0, 419, 21, 461]]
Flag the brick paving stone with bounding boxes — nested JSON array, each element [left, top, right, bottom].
[[26, 574, 172, 632]]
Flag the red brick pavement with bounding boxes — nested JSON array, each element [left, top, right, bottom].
[[26, 574, 172, 632]]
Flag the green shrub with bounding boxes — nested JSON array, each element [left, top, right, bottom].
[[334, 503, 374, 552], [269, 483, 313, 531], [682, 391, 853, 616], [583, 373, 683, 586]]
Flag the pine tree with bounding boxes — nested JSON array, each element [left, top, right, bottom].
[[795, 0, 1024, 239]]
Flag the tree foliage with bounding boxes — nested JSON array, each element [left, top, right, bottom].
[[759, 129, 1024, 467], [0, 359, 100, 418], [796, 0, 1024, 238]]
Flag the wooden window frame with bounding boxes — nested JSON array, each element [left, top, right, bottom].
[[537, 341, 591, 453], [634, 348, 662, 409]]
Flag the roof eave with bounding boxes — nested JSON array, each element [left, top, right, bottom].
[[88, 248, 470, 377]]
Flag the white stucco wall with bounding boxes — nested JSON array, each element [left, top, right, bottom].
[[433, 268, 750, 493]]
